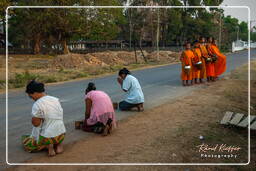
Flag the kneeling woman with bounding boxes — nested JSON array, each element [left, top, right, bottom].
[[22, 80, 66, 156], [117, 68, 144, 111], [83, 82, 116, 135]]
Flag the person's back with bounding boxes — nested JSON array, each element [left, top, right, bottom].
[[86, 90, 114, 116], [32, 95, 65, 138], [23, 80, 66, 156]]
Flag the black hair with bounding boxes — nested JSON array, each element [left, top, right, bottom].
[[207, 37, 213, 41], [183, 41, 191, 47], [25, 80, 45, 94], [118, 68, 131, 76], [85, 82, 96, 94], [199, 36, 205, 40]]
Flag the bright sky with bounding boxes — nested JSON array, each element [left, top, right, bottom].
[[221, 0, 256, 28]]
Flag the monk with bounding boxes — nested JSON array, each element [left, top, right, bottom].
[[209, 38, 226, 77], [205, 37, 216, 82], [180, 42, 194, 86], [192, 41, 204, 84], [198, 37, 208, 83]]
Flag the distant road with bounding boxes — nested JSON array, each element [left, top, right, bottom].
[[0, 49, 255, 165]]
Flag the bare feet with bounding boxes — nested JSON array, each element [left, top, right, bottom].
[[108, 122, 113, 134], [137, 103, 144, 112], [102, 124, 110, 136], [56, 143, 64, 154], [48, 144, 56, 157]]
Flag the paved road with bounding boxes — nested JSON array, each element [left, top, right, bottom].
[[0, 49, 255, 164]]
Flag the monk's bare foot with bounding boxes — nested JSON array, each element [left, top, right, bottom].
[[56, 143, 64, 154], [48, 144, 56, 157]]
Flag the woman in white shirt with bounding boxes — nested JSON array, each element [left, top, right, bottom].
[[22, 80, 66, 157], [117, 68, 144, 111]]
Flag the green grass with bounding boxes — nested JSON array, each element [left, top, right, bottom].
[[8, 71, 61, 88], [9, 71, 38, 88]]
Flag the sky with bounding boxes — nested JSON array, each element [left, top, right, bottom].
[[221, 0, 256, 28]]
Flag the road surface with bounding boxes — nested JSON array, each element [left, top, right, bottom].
[[0, 49, 255, 165]]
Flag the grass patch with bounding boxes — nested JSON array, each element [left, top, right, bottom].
[[0, 80, 5, 89], [9, 71, 38, 88]]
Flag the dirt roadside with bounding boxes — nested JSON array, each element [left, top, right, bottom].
[[7, 61, 256, 171]]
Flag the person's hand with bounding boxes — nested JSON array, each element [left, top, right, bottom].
[[117, 77, 123, 85]]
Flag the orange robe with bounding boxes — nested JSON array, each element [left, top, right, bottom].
[[205, 44, 216, 77], [198, 44, 207, 79], [180, 50, 194, 81], [192, 48, 203, 79], [210, 44, 226, 76]]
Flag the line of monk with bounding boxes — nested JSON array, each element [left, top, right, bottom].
[[180, 36, 227, 86]]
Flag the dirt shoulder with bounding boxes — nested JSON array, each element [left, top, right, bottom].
[[7, 61, 256, 171]]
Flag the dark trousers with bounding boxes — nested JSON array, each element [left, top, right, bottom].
[[119, 100, 140, 111], [82, 119, 112, 134]]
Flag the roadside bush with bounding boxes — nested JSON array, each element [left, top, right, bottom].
[[9, 71, 38, 88], [0, 80, 5, 89]]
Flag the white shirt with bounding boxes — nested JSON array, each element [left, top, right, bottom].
[[31, 95, 66, 138], [122, 75, 144, 104]]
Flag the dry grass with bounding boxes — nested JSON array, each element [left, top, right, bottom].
[[0, 51, 180, 90]]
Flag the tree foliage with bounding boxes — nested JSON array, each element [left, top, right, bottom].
[[0, 0, 252, 54]]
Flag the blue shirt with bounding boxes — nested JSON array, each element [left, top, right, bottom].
[[122, 75, 144, 104]]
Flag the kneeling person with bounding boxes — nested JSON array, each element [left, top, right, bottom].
[[117, 68, 144, 111], [22, 80, 66, 157], [83, 82, 116, 136]]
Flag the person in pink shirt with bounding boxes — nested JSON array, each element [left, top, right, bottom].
[[82, 82, 116, 136]]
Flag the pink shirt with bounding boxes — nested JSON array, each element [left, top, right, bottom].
[[85, 90, 115, 126]]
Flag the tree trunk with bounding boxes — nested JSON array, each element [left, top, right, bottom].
[[139, 46, 147, 63], [61, 39, 69, 54], [129, 8, 132, 50], [156, 8, 160, 61], [33, 34, 41, 54], [133, 41, 138, 63], [1, 19, 6, 47]]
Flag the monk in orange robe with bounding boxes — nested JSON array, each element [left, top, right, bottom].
[[192, 41, 204, 84], [198, 37, 208, 82], [205, 37, 216, 81], [180, 42, 194, 86], [209, 38, 226, 77]]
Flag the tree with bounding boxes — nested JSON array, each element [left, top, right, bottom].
[[0, 0, 12, 46]]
